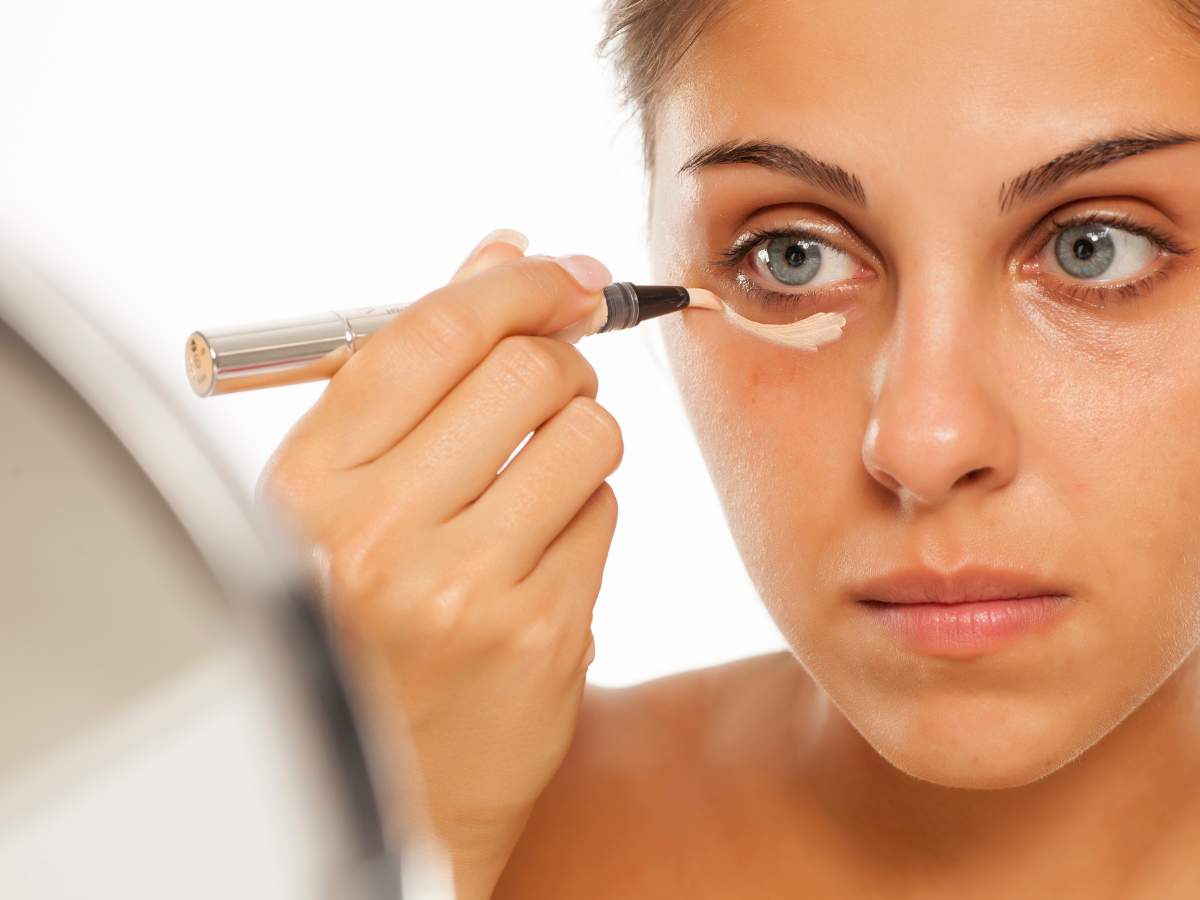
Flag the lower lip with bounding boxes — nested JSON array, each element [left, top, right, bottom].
[[862, 596, 1070, 654]]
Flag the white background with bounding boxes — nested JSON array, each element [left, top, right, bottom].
[[0, 2, 786, 895]]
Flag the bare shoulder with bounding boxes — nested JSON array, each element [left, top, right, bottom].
[[493, 651, 817, 898]]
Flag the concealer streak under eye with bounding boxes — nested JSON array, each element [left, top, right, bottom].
[[687, 288, 846, 350], [724, 306, 845, 349]]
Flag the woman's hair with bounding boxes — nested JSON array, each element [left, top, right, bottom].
[[601, 0, 1200, 172], [599, 0, 731, 171]]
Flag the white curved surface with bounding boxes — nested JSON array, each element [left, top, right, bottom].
[[0, 653, 320, 900]]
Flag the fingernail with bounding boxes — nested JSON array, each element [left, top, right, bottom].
[[456, 228, 529, 273], [554, 254, 612, 294], [482, 228, 529, 252]]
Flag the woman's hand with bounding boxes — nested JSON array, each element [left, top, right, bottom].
[[259, 231, 622, 898]]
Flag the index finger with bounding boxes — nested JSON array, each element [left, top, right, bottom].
[[450, 229, 529, 283], [295, 253, 611, 470]]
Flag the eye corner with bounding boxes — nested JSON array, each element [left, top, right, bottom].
[[852, 260, 878, 281], [1017, 256, 1041, 278], [1164, 237, 1196, 260]]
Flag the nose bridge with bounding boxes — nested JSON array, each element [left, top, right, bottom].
[[880, 267, 979, 409], [863, 258, 1018, 506]]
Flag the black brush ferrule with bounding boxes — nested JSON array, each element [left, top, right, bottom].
[[631, 285, 690, 324]]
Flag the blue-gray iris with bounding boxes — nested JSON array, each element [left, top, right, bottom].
[[1055, 225, 1115, 279], [763, 237, 823, 285]]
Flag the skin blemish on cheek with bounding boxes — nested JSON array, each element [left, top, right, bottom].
[[687, 288, 847, 350]]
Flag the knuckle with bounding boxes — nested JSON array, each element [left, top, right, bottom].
[[411, 303, 487, 364], [515, 602, 597, 680], [323, 512, 514, 644], [504, 257, 594, 323], [258, 450, 305, 507], [414, 571, 477, 635], [321, 505, 414, 612], [562, 397, 624, 466], [258, 451, 335, 536], [516, 255, 577, 301], [324, 527, 389, 609], [329, 532, 481, 640], [562, 345, 599, 395], [511, 607, 570, 661], [592, 481, 619, 517], [492, 335, 569, 393], [258, 425, 324, 509], [579, 632, 597, 674]]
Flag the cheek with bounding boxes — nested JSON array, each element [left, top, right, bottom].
[[1020, 332, 1200, 645], [661, 311, 872, 602]]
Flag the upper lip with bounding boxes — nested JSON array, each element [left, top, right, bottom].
[[852, 566, 1069, 605]]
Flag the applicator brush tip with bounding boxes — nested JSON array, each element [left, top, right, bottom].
[[684, 288, 722, 312]]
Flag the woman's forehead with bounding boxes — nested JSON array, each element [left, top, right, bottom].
[[655, 0, 1200, 192]]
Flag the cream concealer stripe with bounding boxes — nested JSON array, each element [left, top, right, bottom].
[[685, 289, 845, 350], [722, 307, 846, 350]]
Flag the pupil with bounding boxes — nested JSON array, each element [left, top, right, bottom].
[[763, 235, 823, 286], [1054, 224, 1115, 280]]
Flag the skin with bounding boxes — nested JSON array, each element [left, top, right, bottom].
[[264, 0, 1200, 896], [263, 237, 622, 898], [503, 0, 1200, 895]]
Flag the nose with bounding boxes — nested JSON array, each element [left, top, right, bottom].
[[862, 289, 1018, 507]]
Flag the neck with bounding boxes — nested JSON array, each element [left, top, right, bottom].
[[798, 651, 1200, 894]]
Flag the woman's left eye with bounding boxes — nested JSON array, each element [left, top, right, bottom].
[[749, 235, 858, 289], [1038, 223, 1159, 282]]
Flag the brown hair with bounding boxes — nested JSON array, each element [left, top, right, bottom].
[[599, 0, 732, 171]]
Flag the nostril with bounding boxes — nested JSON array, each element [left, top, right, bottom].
[[869, 466, 903, 493], [956, 467, 989, 487]]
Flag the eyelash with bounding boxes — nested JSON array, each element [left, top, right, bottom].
[[714, 214, 1192, 311], [714, 226, 853, 310], [1031, 212, 1189, 307], [1052, 271, 1172, 307]]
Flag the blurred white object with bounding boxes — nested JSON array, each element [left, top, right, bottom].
[[0, 245, 426, 897]]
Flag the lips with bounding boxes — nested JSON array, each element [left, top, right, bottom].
[[854, 568, 1072, 654]]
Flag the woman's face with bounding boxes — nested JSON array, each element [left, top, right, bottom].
[[652, 0, 1200, 788]]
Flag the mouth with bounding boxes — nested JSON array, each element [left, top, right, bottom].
[[854, 568, 1073, 655]]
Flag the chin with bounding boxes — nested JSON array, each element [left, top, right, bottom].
[[852, 693, 1110, 790]]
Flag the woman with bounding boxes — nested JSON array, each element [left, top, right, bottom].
[[262, 0, 1200, 895]]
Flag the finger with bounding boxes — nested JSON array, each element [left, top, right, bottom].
[[451, 229, 528, 282], [517, 481, 618, 632], [291, 253, 611, 471], [463, 396, 623, 582], [373, 337, 600, 522]]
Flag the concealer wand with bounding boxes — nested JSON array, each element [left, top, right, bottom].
[[184, 283, 721, 397]]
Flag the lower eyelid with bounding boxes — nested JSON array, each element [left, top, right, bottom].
[[1030, 255, 1178, 308]]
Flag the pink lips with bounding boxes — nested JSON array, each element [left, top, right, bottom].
[[855, 569, 1071, 654]]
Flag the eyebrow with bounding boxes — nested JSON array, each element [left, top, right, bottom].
[[679, 139, 868, 207], [999, 131, 1200, 211]]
